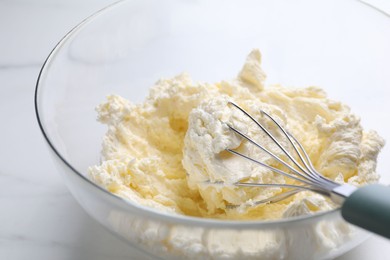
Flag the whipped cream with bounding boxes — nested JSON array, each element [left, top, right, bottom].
[[88, 49, 384, 258], [90, 49, 384, 220]]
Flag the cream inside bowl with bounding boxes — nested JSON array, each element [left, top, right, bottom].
[[35, 0, 390, 259]]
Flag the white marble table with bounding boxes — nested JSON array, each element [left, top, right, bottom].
[[1, 1, 389, 259]]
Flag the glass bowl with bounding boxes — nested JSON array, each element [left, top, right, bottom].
[[35, 0, 390, 259]]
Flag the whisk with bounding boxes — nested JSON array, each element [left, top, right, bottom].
[[224, 102, 390, 239]]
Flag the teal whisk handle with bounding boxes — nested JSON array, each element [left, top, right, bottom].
[[341, 184, 390, 239]]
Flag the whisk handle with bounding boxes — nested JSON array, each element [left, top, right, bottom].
[[341, 184, 390, 239]]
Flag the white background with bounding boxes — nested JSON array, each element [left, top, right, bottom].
[[0, 1, 389, 259]]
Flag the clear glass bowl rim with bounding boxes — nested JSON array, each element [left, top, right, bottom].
[[34, 0, 389, 229]]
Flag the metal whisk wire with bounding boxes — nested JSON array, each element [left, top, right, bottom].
[[226, 102, 339, 203]]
